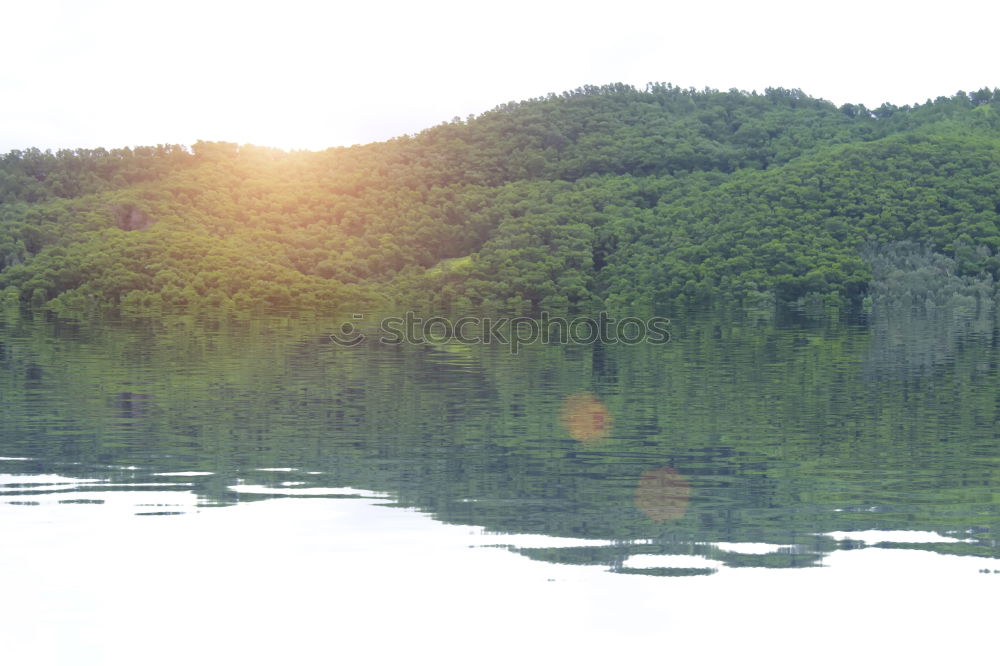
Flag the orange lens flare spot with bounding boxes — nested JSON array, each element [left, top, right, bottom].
[[560, 392, 612, 443], [635, 467, 690, 523]]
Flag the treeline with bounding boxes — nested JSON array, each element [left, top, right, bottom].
[[0, 144, 195, 203], [3, 84, 1000, 315]]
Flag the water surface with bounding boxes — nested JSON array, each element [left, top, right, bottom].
[[2, 307, 998, 663]]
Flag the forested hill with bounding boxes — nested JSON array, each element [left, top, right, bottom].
[[3, 83, 1000, 316]]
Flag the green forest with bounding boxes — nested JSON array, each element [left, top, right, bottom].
[[3, 83, 1000, 316]]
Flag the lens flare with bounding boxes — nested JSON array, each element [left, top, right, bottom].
[[635, 467, 690, 522], [559, 392, 612, 443]]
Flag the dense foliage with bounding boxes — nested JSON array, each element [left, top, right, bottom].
[[3, 84, 1000, 315]]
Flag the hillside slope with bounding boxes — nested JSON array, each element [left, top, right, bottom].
[[2, 84, 1000, 315]]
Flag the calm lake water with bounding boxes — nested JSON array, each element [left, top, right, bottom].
[[2, 306, 999, 664]]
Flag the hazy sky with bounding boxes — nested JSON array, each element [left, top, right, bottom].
[[2, 0, 997, 153]]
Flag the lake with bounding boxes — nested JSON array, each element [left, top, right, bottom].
[[1, 305, 998, 664]]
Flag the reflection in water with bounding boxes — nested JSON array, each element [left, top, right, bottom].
[[2, 307, 1000, 665], [115, 391, 152, 419], [559, 392, 613, 444], [634, 467, 690, 523], [2, 309, 1000, 567], [2, 469, 997, 666], [861, 241, 997, 380]]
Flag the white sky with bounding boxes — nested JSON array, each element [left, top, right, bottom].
[[2, 0, 998, 153]]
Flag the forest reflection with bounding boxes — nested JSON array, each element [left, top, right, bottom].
[[1, 304, 999, 574]]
